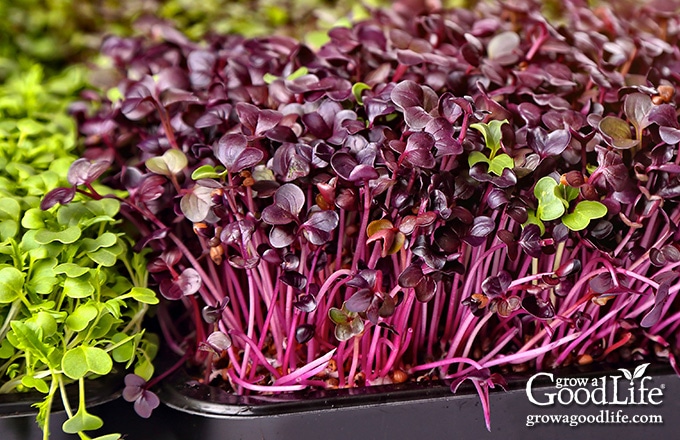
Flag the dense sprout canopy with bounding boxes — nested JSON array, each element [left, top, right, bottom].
[[56, 0, 680, 428]]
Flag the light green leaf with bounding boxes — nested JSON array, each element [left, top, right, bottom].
[[87, 242, 124, 267], [0, 267, 24, 303], [90, 314, 117, 340], [10, 321, 52, 363], [0, 339, 14, 359], [352, 82, 371, 105], [17, 118, 44, 135], [263, 73, 279, 84], [21, 375, 49, 393], [54, 263, 89, 278], [21, 208, 46, 229], [134, 358, 154, 381], [35, 226, 82, 244], [80, 233, 118, 253], [286, 67, 308, 81], [534, 177, 565, 221], [191, 164, 220, 180], [86, 198, 121, 219], [111, 333, 136, 363], [27, 311, 58, 338], [0, 220, 18, 241], [467, 151, 489, 168], [470, 119, 508, 157], [0, 198, 20, 221], [104, 298, 123, 319], [562, 201, 608, 231], [489, 153, 514, 176], [62, 346, 113, 380], [63, 276, 95, 299], [66, 303, 99, 332], [146, 149, 187, 176], [62, 407, 104, 434], [91, 434, 123, 440], [128, 287, 159, 305]]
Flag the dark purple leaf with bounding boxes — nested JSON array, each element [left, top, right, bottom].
[[589, 273, 615, 294], [481, 272, 512, 297], [133, 228, 169, 253], [641, 283, 670, 328], [345, 289, 374, 313], [463, 216, 495, 246], [214, 133, 264, 173], [271, 143, 310, 182], [301, 210, 339, 245], [398, 265, 424, 288], [522, 295, 555, 319], [527, 127, 571, 158], [136, 175, 167, 204], [414, 276, 437, 303], [402, 133, 436, 169], [202, 299, 229, 324], [280, 270, 307, 291], [158, 269, 198, 301], [269, 224, 296, 249], [295, 324, 315, 344], [554, 259, 581, 278], [293, 294, 317, 312], [41, 187, 76, 210], [236, 102, 282, 136], [261, 184, 305, 225], [390, 80, 425, 110], [330, 151, 359, 181]]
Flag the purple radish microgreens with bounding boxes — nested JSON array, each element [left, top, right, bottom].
[[54, 0, 680, 430]]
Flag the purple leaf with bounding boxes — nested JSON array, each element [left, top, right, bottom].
[[214, 133, 264, 173], [269, 224, 296, 248], [414, 276, 437, 303], [463, 216, 495, 246], [398, 265, 424, 288], [624, 93, 653, 135], [67, 158, 110, 186], [133, 390, 160, 419], [206, 331, 232, 351], [390, 80, 425, 110], [122, 374, 146, 402], [345, 289, 374, 312], [527, 127, 571, 158], [280, 270, 308, 291], [330, 151, 359, 181], [135, 175, 167, 204], [641, 283, 670, 328], [293, 294, 317, 312], [180, 184, 214, 222], [301, 210, 339, 245], [41, 187, 76, 210], [295, 324, 315, 344], [261, 184, 305, 225], [481, 272, 512, 297], [522, 295, 555, 319], [271, 143, 310, 182], [519, 224, 542, 258]]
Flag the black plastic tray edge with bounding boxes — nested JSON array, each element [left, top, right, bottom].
[[157, 359, 677, 419], [0, 369, 124, 418]]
